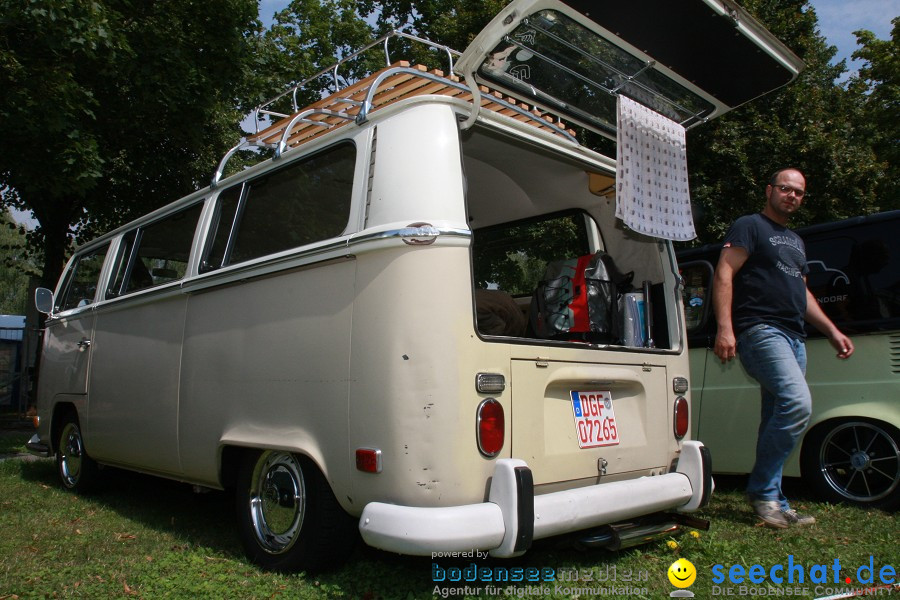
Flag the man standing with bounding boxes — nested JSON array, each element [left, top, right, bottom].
[[713, 168, 854, 528]]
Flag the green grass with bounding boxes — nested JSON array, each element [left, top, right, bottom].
[[0, 428, 29, 455], [0, 456, 897, 599]]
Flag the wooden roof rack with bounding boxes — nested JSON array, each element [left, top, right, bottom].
[[250, 61, 576, 153], [213, 32, 577, 186]]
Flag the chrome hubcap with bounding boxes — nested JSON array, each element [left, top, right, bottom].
[[248, 451, 305, 554], [59, 423, 84, 488]]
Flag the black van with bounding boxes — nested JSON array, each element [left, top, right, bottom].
[[678, 210, 900, 510]]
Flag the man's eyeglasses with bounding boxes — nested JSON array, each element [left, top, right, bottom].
[[773, 184, 806, 198]]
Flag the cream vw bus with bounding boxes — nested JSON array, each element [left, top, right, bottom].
[[27, 0, 802, 572]]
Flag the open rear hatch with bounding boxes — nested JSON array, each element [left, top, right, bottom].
[[459, 1, 802, 486], [456, 0, 804, 137]]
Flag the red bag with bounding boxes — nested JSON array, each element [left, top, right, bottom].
[[529, 252, 633, 343]]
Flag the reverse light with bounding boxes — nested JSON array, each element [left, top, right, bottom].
[[477, 398, 505, 457], [476, 372, 506, 394], [674, 396, 689, 440], [673, 377, 689, 394]]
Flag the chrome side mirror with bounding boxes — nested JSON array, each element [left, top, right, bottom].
[[34, 287, 54, 315]]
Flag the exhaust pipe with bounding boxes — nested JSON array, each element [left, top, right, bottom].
[[575, 513, 709, 551], [577, 520, 680, 551]]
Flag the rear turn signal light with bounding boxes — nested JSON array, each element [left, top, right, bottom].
[[477, 398, 504, 457], [673, 396, 689, 440]]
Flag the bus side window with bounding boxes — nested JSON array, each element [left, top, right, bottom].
[[200, 184, 242, 273], [230, 143, 356, 267], [57, 244, 111, 312], [108, 203, 203, 297]]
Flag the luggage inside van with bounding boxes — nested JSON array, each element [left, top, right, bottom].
[[529, 251, 634, 343]]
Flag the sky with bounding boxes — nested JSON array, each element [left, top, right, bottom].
[[9, 0, 898, 229], [809, 0, 898, 70]]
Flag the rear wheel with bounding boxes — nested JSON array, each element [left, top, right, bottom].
[[801, 419, 900, 510], [235, 450, 355, 572], [56, 411, 100, 493]]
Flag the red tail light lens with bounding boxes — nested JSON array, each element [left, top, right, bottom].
[[477, 398, 505, 457], [674, 396, 689, 439], [355, 448, 383, 473]]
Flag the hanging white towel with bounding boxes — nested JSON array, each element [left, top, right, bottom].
[[616, 95, 696, 241]]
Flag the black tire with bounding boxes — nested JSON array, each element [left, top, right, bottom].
[[234, 450, 356, 572], [56, 411, 101, 494], [801, 419, 900, 511]]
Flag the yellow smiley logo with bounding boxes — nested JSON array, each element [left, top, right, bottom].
[[667, 558, 697, 588]]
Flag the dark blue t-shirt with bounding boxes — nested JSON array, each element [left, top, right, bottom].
[[722, 213, 809, 339]]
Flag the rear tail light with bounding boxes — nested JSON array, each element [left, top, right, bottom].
[[673, 396, 689, 440], [477, 398, 505, 457]]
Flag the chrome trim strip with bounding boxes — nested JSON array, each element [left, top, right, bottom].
[[350, 226, 471, 245], [180, 226, 469, 296]]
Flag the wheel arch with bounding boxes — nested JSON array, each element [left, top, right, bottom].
[[49, 399, 80, 456], [786, 401, 900, 477], [218, 443, 333, 494], [800, 414, 900, 460], [799, 415, 900, 509]]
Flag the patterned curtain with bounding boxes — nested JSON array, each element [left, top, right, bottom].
[[615, 95, 696, 241]]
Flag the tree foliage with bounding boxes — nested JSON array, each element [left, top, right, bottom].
[[366, 0, 508, 62], [259, 0, 380, 112], [0, 0, 261, 287], [684, 0, 888, 245], [0, 210, 34, 314], [847, 17, 899, 208]]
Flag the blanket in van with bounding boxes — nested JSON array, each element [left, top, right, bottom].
[[475, 289, 527, 337]]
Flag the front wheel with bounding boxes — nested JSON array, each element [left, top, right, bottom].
[[235, 450, 355, 572], [56, 411, 100, 493], [801, 419, 900, 511]]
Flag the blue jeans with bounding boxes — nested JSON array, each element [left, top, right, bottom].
[[737, 324, 811, 511]]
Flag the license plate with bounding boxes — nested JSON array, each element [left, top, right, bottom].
[[570, 391, 620, 448]]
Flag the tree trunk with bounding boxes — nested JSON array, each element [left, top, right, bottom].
[[33, 204, 73, 291]]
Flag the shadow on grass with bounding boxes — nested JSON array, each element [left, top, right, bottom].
[[14, 457, 243, 559], [8, 456, 677, 597], [19, 458, 829, 597], [10, 457, 481, 595]]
